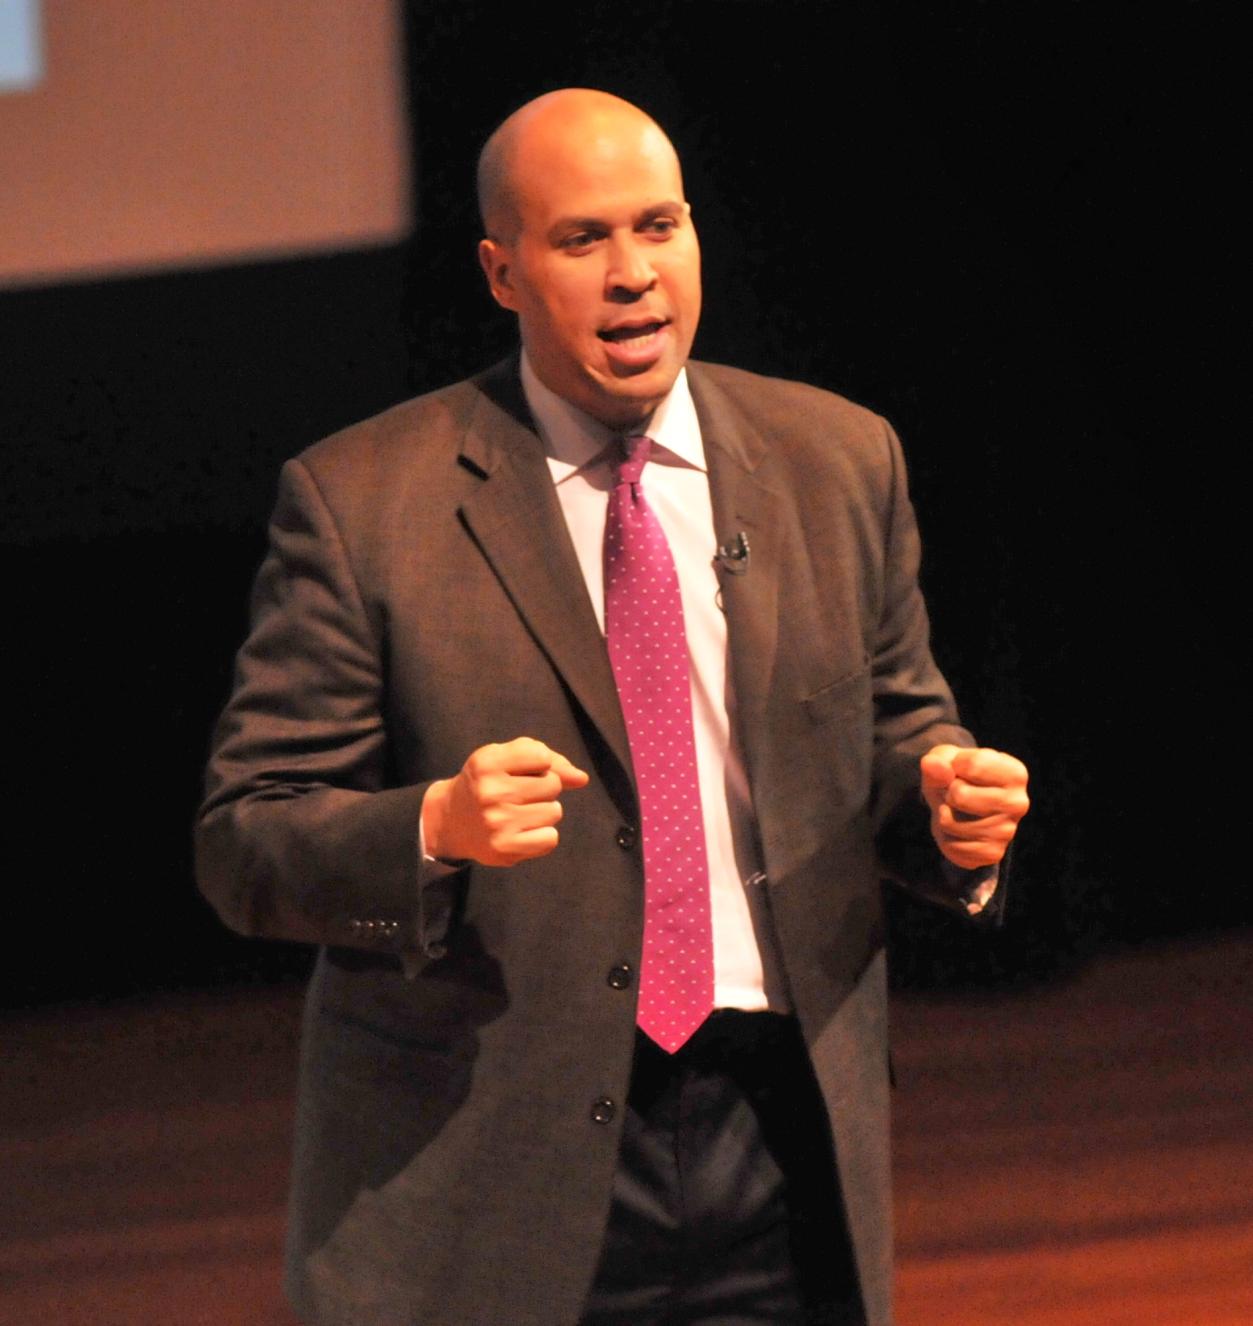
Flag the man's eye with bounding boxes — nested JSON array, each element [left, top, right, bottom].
[[561, 232, 598, 250], [643, 218, 677, 237]]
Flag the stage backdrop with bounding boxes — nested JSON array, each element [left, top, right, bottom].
[[0, 0, 409, 287]]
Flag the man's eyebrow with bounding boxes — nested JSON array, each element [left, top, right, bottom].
[[637, 201, 686, 223]]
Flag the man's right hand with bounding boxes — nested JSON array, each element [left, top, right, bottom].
[[421, 738, 590, 867]]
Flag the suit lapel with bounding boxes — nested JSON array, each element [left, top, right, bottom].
[[453, 360, 786, 793], [456, 362, 634, 782], [688, 365, 783, 790]]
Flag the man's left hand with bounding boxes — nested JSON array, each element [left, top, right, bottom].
[[920, 745, 1030, 870]]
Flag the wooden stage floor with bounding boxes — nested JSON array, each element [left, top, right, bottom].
[[3, 932, 1250, 1325]]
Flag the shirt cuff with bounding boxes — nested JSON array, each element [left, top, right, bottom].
[[418, 818, 464, 880], [940, 860, 999, 915]]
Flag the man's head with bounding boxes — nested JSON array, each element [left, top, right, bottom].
[[477, 89, 701, 430]]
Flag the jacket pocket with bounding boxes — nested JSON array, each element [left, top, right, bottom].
[[802, 657, 871, 726]]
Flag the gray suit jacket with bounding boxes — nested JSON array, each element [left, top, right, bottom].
[[197, 357, 979, 1325]]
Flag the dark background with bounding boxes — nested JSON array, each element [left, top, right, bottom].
[[2, 3, 1244, 1006]]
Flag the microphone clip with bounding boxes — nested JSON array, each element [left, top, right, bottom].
[[715, 530, 751, 575]]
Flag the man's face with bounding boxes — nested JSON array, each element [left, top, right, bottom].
[[479, 106, 702, 430]]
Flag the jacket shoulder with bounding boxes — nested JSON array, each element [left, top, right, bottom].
[[295, 374, 487, 481], [688, 360, 902, 492], [690, 360, 891, 445]]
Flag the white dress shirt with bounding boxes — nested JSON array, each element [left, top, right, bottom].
[[520, 354, 789, 1011]]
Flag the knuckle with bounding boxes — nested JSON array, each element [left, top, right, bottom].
[[489, 829, 518, 857], [484, 805, 509, 830]]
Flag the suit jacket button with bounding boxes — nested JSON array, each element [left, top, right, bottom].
[[607, 963, 633, 990], [590, 1097, 616, 1125], [615, 825, 636, 850]]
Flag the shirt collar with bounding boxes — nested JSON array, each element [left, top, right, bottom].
[[520, 351, 706, 484]]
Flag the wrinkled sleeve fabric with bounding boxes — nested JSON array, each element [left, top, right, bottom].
[[195, 457, 458, 963], [868, 419, 1006, 923]]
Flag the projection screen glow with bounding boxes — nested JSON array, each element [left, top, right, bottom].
[[0, 0, 410, 287]]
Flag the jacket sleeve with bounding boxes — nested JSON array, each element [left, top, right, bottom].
[[195, 457, 459, 962], [868, 419, 1006, 923]]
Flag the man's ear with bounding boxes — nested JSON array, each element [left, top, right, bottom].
[[478, 238, 518, 312]]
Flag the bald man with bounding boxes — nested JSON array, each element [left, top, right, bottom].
[[198, 89, 1028, 1325]]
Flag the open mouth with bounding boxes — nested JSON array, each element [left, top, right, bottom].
[[598, 320, 668, 346]]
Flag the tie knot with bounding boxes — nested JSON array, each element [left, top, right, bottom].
[[615, 434, 652, 487]]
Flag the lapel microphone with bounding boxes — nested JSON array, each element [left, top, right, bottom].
[[715, 531, 751, 575]]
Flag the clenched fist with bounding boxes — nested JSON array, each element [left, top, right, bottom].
[[421, 737, 590, 867], [920, 745, 1030, 871]]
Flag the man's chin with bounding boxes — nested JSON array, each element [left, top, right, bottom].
[[587, 363, 680, 429]]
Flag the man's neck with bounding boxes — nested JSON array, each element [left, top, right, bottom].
[[520, 352, 701, 472]]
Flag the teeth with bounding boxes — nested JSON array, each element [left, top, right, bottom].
[[603, 323, 662, 343]]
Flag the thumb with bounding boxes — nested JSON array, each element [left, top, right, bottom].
[[550, 751, 591, 789], [920, 744, 961, 804]]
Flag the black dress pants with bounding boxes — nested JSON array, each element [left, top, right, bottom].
[[581, 1011, 865, 1325]]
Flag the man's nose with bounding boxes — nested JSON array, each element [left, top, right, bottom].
[[605, 237, 656, 299]]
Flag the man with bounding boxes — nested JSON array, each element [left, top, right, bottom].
[[197, 89, 1028, 1325]]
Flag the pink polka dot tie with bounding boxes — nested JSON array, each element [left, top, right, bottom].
[[604, 435, 713, 1053]]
